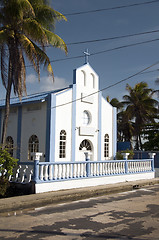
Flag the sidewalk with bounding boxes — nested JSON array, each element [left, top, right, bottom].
[[0, 178, 159, 214]]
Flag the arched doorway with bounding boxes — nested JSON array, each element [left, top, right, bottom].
[[79, 139, 93, 161]]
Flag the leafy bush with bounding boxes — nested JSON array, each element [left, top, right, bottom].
[[116, 151, 124, 160], [116, 149, 134, 160], [0, 176, 9, 197], [0, 147, 18, 197]]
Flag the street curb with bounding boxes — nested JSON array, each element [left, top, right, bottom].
[[0, 178, 159, 214]]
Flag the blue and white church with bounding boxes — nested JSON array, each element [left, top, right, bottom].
[[0, 61, 117, 163]]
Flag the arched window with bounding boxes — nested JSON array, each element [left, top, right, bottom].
[[83, 111, 91, 126], [59, 130, 66, 158], [28, 135, 39, 160], [79, 140, 91, 151], [90, 73, 95, 88], [6, 136, 14, 157], [104, 134, 109, 158], [81, 70, 86, 86]]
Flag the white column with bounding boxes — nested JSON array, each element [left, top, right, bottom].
[[148, 153, 156, 159], [121, 152, 130, 160], [31, 152, 43, 161]]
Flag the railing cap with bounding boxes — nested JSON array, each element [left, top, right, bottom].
[[121, 152, 130, 160], [148, 153, 156, 159], [31, 152, 43, 161]]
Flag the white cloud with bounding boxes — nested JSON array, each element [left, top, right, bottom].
[[26, 74, 69, 95], [26, 74, 37, 84], [39, 76, 68, 91]]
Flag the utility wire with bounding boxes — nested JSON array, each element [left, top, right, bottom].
[[63, 0, 159, 16], [1, 61, 158, 103], [90, 38, 159, 57], [33, 37, 159, 65], [1, 36, 159, 70], [140, 69, 159, 74], [66, 30, 159, 46], [51, 60, 159, 109], [2, 29, 159, 50]]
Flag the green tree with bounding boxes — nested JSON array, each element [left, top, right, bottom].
[[0, 0, 67, 147], [110, 98, 123, 112], [110, 98, 133, 142], [117, 110, 134, 142], [122, 82, 158, 150], [142, 122, 159, 151]]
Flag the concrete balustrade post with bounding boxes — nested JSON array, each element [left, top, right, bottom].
[[121, 153, 130, 174], [32, 152, 43, 182], [33, 160, 39, 182], [148, 153, 156, 172], [85, 152, 90, 177], [121, 152, 130, 160]]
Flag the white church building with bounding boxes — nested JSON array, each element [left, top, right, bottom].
[[0, 61, 155, 193], [0, 62, 117, 163]]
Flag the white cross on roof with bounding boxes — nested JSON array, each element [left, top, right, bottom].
[[84, 49, 90, 64]]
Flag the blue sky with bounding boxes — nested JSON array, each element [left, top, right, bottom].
[[1, 0, 159, 101]]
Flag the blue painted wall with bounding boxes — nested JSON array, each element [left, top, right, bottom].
[[117, 141, 131, 151], [49, 94, 56, 162], [0, 109, 1, 140], [113, 107, 117, 159], [98, 92, 102, 161], [45, 95, 51, 162], [16, 106, 22, 160], [72, 70, 77, 162]]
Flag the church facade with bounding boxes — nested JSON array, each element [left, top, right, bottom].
[[0, 63, 117, 163]]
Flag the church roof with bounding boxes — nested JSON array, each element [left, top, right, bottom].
[[0, 86, 72, 108]]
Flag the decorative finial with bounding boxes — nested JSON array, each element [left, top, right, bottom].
[[83, 49, 90, 64]]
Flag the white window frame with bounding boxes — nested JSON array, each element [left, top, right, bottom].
[[28, 135, 39, 160], [59, 130, 66, 158], [83, 110, 91, 126], [104, 134, 109, 158]]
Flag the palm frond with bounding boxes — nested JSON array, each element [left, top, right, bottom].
[[3, 0, 35, 23], [23, 18, 48, 45], [29, 0, 67, 30], [32, 42, 54, 78], [18, 34, 40, 76], [44, 29, 68, 54], [0, 29, 8, 44]]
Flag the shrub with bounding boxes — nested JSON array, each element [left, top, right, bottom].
[[0, 147, 18, 197], [116, 149, 134, 160]]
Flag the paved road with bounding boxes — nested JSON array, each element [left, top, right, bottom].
[[0, 184, 159, 240]]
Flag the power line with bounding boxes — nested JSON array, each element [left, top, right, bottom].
[[51, 60, 159, 109], [42, 38, 159, 64], [140, 69, 159, 74], [66, 30, 159, 46], [1, 61, 158, 104], [1, 36, 159, 69], [90, 38, 159, 57], [2, 29, 159, 50], [63, 0, 159, 16]]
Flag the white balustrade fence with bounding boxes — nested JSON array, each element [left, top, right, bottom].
[[10, 162, 34, 183], [9, 159, 154, 183]]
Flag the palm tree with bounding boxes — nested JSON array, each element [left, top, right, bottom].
[[0, 0, 67, 147], [117, 110, 134, 142], [110, 98, 124, 113], [110, 98, 134, 143], [122, 82, 158, 150], [154, 77, 159, 99]]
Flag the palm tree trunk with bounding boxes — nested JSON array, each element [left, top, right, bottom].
[[135, 135, 139, 150], [1, 82, 12, 149], [139, 134, 143, 150], [1, 58, 12, 149]]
